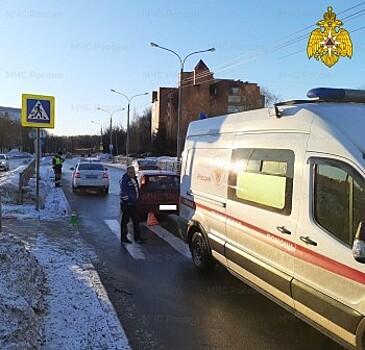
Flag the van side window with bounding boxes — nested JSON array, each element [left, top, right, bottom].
[[313, 159, 365, 246], [228, 149, 294, 215]]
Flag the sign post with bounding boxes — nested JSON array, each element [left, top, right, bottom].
[[22, 94, 55, 211], [35, 129, 41, 210]]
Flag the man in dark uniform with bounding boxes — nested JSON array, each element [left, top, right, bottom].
[[52, 152, 63, 187], [119, 166, 146, 244]]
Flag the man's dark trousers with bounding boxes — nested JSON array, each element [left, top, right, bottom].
[[54, 168, 62, 187], [121, 204, 141, 241]]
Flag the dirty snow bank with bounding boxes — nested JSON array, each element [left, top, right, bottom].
[[0, 232, 46, 349]]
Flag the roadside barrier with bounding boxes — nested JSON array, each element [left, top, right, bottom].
[[0, 194, 2, 232], [17, 159, 35, 204], [112, 155, 181, 174], [113, 155, 134, 166], [157, 158, 181, 174]]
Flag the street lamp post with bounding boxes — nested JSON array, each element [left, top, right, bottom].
[[110, 90, 148, 156], [91, 120, 103, 152], [150, 42, 215, 160], [96, 107, 124, 156]]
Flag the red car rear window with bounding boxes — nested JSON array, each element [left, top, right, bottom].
[[141, 175, 179, 191], [139, 160, 159, 170]]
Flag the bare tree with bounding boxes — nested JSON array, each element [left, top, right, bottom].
[[260, 86, 281, 107]]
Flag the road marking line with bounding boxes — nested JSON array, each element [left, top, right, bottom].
[[104, 219, 145, 260], [143, 224, 191, 259]]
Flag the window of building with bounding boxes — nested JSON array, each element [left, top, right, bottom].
[[210, 84, 217, 95], [228, 149, 294, 215], [227, 105, 245, 113], [232, 87, 240, 95], [228, 96, 241, 103], [312, 158, 365, 246]]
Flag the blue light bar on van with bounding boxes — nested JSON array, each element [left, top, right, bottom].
[[307, 87, 365, 102]]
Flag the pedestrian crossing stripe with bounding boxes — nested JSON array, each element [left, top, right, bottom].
[[103, 219, 191, 260], [21, 93, 55, 128], [104, 219, 145, 260]]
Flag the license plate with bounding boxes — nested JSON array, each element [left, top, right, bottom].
[[86, 175, 97, 179], [159, 204, 177, 211]]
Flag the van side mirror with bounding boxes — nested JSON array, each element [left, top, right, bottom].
[[352, 221, 365, 263]]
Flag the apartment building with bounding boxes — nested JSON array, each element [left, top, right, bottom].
[[0, 106, 21, 122], [151, 60, 265, 142]]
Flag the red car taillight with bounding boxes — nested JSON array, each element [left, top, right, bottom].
[[74, 172, 81, 178], [102, 172, 109, 179]]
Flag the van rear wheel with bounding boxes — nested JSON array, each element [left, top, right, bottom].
[[191, 231, 214, 272]]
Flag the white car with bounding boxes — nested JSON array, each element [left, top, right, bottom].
[[71, 162, 109, 194], [0, 154, 10, 171], [78, 156, 101, 163]]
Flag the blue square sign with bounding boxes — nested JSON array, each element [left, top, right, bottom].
[[21, 94, 55, 128]]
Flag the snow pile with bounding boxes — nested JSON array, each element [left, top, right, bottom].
[[0, 160, 130, 349], [6, 149, 33, 158], [0, 169, 23, 203], [0, 159, 69, 218], [0, 232, 46, 349], [0, 162, 63, 349]]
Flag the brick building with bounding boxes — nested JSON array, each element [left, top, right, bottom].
[[151, 60, 265, 144]]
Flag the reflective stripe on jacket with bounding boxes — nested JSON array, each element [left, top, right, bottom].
[[120, 173, 140, 205]]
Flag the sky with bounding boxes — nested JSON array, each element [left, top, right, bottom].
[[0, 153, 131, 349], [1, 1, 365, 136]]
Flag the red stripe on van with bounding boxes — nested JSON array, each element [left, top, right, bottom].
[[295, 245, 365, 285], [181, 199, 365, 285]]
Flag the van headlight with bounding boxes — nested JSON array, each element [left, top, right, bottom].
[[352, 239, 365, 263]]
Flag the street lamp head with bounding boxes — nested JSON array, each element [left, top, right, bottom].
[[110, 90, 149, 156], [149, 43, 216, 159]]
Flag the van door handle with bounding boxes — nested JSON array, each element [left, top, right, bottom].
[[276, 226, 291, 235], [186, 190, 193, 196], [300, 236, 318, 246]]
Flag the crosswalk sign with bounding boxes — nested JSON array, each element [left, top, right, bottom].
[[21, 94, 55, 128]]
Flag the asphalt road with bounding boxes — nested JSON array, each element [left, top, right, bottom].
[[61, 161, 345, 350]]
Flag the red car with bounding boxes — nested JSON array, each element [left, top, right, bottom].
[[136, 170, 180, 218]]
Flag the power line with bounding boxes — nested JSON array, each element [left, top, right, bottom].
[[150, 3, 365, 108]]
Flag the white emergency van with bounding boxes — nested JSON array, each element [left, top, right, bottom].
[[178, 87, 365, 350]]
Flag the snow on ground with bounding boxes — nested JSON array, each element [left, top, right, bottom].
[[0, 153, 130, 350]]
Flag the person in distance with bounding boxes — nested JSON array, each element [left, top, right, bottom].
[[52, 151, 63, 187]]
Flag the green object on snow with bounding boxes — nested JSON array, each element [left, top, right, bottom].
[[70, 211, 78, 227]]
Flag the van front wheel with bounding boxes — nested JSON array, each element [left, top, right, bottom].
[[191, 231, 214, 272]]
